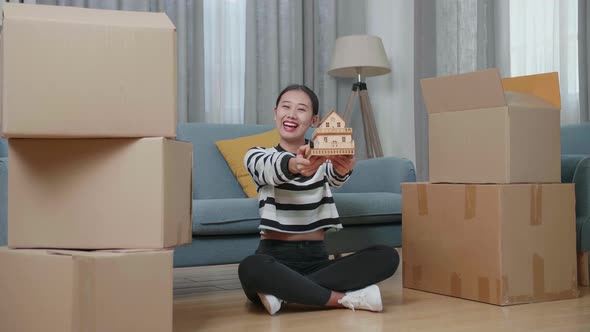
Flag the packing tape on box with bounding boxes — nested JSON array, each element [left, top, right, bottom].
[[450, 272, 462, 297], [501, 254, 547, 303], [417, 184, 428, 216], [72, 256, 96, 331], [503, 253, 579, 304], [478, 277, 490, 303], [464, 185, 477, 220], [530, 185, 543, 226]]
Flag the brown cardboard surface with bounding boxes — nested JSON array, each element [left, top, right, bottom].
[[422, 68, 561, 184], [402, 182, 578, 306], [8, 138, 193, 249], [0, 3, 177, 138], [429, 107, 508, 183], [508, 107, 561, 183], [420, 68, 506, 114], [0, 248, 173, 332], [163, 139, 194, 246], [499, 184, 578, 303]]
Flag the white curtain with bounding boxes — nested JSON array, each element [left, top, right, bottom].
[[510, 0, 580, 124], [203, 0, 246, 124]]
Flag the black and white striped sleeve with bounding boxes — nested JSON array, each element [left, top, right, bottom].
[[324, 161, 352, 188], [244, 147, 297, 187]]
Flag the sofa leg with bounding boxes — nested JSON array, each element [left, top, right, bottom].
[[578, 252, 589, 287]]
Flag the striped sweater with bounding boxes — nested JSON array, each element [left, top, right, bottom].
[[244, 143, 351, 233]]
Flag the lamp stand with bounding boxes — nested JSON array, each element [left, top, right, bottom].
[[342, 82, 383, 159]]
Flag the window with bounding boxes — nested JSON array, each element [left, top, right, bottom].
[[337, 122, 341, 128], [509, 0, 579, 123], [342, 136, 346, 142], [203, 0, 246, 123], [324, 137, 328, 143], [326, 123, 330, 128]]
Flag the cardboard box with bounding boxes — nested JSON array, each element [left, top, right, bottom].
[[0, 3, 177, 138], [421, 69, 561, 183], [402, 182, 579, 305], [0, 248, 173, 332], [8, 138, 193, 249]]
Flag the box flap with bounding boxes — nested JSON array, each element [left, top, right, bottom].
[[421, 68, 506, 114], [504, 91, 559, 110], [3, 3, 175, 30], [501, 72, 561, 109]]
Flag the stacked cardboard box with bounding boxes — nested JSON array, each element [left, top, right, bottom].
[[402, 68, 579, 305], [0, 4, 192, 331]]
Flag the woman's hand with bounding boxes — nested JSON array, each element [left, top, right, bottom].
[[329, 155, 355, 176], [288, 145, 326, 177]]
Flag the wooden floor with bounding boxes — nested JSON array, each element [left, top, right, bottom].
[[173, 251, 590, 332]]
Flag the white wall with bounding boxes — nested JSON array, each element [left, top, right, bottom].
[[365, 0, 415, 165]]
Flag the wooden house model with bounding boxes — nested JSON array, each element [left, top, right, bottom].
[[307, 110, 355, 156]]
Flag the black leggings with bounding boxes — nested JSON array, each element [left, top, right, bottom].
[[238, 239, 399, 306]]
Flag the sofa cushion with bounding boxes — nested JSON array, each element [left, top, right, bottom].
[[193, 198, 261, 235], [215, 129, 280, 198], [335, 193, 402, 226], [177, 123, 275, 200], [192, 192, 402, 236]]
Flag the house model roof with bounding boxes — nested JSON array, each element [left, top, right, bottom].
[[312, 110, 352, 139]]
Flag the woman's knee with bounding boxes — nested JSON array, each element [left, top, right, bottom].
[[371, 245, 400, 278], [238, 254, 274, 283]]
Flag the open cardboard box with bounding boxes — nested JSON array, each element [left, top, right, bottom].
[[421, 68, 561, 184]]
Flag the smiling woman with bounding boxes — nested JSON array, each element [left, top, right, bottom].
[[272, 84, 319, 153]]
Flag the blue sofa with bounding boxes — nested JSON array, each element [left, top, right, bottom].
[[173, 123, 415, 266], [0, 123, 417, 267], [561, 123, 590, 255]]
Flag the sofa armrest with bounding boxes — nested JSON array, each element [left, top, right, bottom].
[[0, 157, 7, 246], [573, 157, 590, 219], [562, 155, 587, 183], [334, 156, 416, 194]]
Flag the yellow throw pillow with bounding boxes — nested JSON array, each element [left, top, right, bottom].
[[216, 129, 280, 198]]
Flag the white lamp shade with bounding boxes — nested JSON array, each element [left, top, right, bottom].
[[328, 35, 391, 78]]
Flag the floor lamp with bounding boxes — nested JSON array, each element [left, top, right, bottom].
[[328, 35, 391, 159]]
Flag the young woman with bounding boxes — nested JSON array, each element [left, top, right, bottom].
[[238, 84, 399, 315]]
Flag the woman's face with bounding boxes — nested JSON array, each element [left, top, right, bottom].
[[274, 90, 318, 145]]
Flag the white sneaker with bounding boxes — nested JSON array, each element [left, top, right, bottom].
[[258, 293, 282, 315], [338, 285, 383, 312]]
